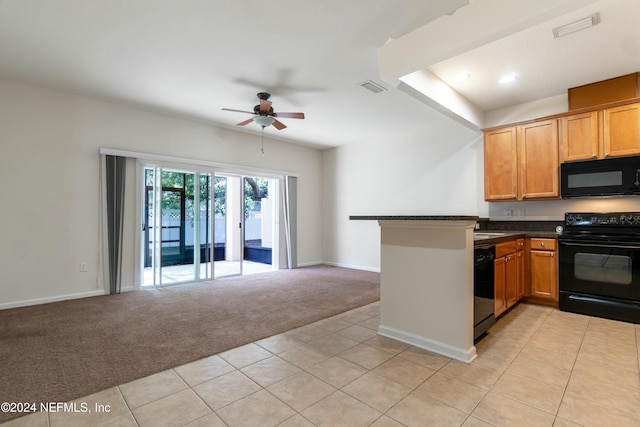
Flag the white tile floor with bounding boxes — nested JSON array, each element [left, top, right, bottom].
[[3, 302, 640, 426]]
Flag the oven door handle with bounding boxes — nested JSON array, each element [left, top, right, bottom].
[[559, 241, 640, 250]]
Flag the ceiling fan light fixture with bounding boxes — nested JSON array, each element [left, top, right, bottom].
[[253, 115, 275, 127], [553, 13, 599, 38]]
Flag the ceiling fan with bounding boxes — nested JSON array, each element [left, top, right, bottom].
[[222, 92, 305, 130]]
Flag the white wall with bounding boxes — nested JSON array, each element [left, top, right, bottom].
[[0, 77, 323, 308], [322, 89, 640, 273], [322, 115, 485, 271], [484, 94, 568, 128]]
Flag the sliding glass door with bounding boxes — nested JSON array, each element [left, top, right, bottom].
[[143, 167, 213, 286], [213, 174, 277, 278], [243, 176, 276, 275], [213, 174, 243, 278], [141, 166, 278, 286]]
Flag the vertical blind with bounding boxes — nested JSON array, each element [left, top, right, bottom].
[[104, 155, 127, 294], [282, 176, 297, 269]]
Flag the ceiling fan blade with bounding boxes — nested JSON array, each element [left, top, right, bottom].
[[222, 108, 254, 114], [272, 119, 287, 130], [275, 112, 305, 119], [259, 99, 272, 113], [237, 118, 255, 126]]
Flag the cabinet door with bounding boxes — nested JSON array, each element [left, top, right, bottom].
[[484, 127, 518, 201], [494, 257, 507, 317], [519, 120, 559, 199], [505, 254, 518, 308], [516, 250, 525, 300], [530, 250, 558, 300], [603, 103, 640, 158], [561, 111, 600, 161]]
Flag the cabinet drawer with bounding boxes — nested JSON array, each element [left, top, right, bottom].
[[530, 238, 556, 251], [496, 241, 517, 257]]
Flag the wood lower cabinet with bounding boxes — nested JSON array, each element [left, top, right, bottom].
[[516, 243, 525, 300], [494, 239, 525, 317], [504, 253, 518, 308], [494, 256, 507, 317], [528, 238, 558, 302]]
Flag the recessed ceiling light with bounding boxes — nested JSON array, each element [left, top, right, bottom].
[[553, 13, 599, 38], [499, 73, 518, 84], [452, 73, 470, 83]]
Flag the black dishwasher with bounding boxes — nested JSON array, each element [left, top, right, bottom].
[[474, 245, 496, 341]]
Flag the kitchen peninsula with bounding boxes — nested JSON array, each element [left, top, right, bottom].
[[350, 215, 479, 363]]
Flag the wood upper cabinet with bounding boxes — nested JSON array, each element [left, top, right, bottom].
[[484, 127, 518, 201], [561, 111, 600, 161], [603, 102, 640, 158], [561, 102, 640, 162], [519, 120, 559, 199], [529, 238, 558, 301], [484, 120, 559, 201]]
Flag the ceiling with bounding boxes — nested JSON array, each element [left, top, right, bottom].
[[0, 0, 637, 148], [426, 0, 640, 113]]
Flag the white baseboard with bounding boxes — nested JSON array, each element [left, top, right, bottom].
[[378, 324, 477, 363], [322, 261, 381, 273], [289, 261, 380, 273], [296, 261, 326, 267], [0, 289, 108, 310], [0, 285, 137, 310]]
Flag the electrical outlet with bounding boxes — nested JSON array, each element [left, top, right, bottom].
[[79, 262, 87, 272]]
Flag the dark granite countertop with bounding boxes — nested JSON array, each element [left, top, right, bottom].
[[474, 230, 559, 245], [349, 215, 479, 221], [349, 216, 561, 243]]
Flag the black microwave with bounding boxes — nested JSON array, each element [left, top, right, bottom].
[[561, 156, 640, 197]]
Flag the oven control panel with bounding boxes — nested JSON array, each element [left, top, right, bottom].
[[565, 212, 640, 227]]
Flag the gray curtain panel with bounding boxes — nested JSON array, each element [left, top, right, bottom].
[[283, 176, 297, 269], [105, 155, 126, 294]]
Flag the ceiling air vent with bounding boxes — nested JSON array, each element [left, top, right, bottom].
[[359, 80, 387, 94], [553, 13, 599, 38]]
